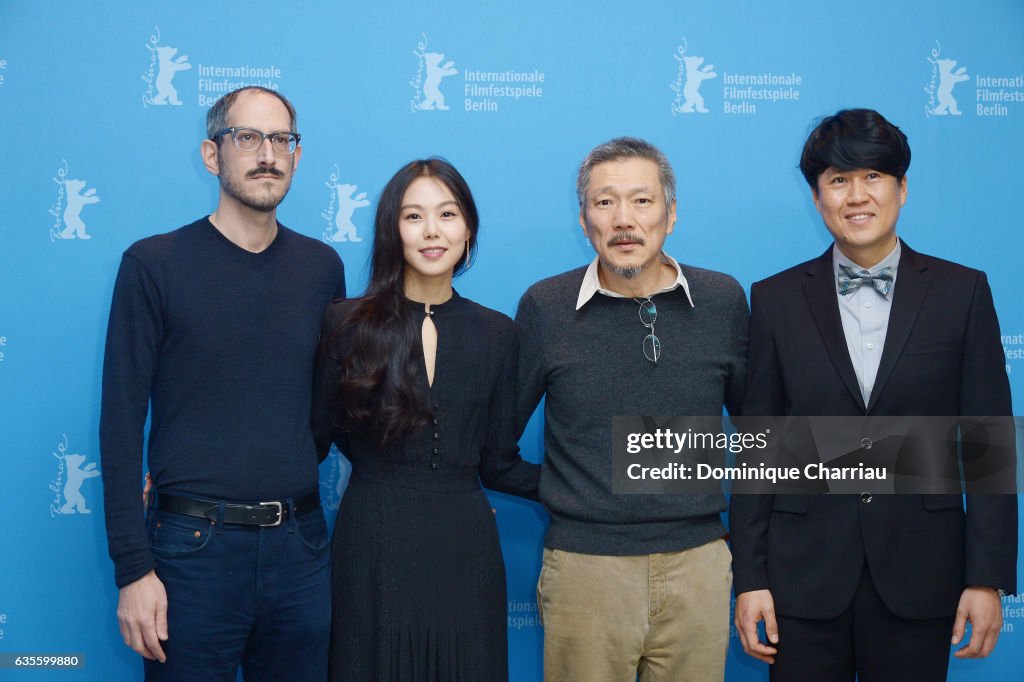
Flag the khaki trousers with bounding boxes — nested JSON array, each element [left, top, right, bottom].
[[537, 539, 731, 682]]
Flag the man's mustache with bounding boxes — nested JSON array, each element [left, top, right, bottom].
[[246, 167, 285, 178], [607, 233, 645, 247]]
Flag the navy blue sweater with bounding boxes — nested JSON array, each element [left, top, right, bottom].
[[100, 218, 345, 588]]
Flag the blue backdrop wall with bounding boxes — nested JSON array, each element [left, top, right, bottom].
[[1, 1, 1023, 679]]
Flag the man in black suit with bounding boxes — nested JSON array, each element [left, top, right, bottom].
[[730, 108, 1017, 681]]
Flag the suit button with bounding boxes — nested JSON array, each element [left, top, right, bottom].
[[433, 419, 439, 425], [860, 492, 873, 504], [860, 438, 873, 450], [430, 462, 439, 470], [433, 432, 439, 439], [432, 448, 439, 454]]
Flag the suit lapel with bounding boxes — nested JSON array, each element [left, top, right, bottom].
[[866, 242, 932, 413], [802, 248, 866, 412]]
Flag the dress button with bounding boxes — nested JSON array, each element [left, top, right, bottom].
[[432, 448, 439, 454], [860, 437, 873, 450], [430, 462, 439, 470], [433, 419, 439, 425], [428, 310, 435, 316], [433, 432, 439, 439], [860, 492, 873, 504]]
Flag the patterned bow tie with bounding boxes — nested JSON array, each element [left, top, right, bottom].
[[837, 264, 895, 296]]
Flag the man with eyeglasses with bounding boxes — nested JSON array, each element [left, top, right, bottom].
[[514, 137, 748, 680], [100, 86, 345, 681]]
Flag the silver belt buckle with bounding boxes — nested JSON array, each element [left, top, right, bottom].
[[258, 500, 283, 527]]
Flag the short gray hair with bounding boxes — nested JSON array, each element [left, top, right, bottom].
[[206, 86, 298, 140], [576, 137, 676, 207]]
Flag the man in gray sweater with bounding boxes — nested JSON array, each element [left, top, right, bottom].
[[515, 137, 748, 681]]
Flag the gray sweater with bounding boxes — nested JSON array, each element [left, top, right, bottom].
[[515, 263, 748, 555]]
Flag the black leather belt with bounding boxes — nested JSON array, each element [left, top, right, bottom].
[[154, 491, 320, 527]]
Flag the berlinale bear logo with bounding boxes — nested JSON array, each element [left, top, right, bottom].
[[670, 38, 717, 115], [326, 183, 369, 243], [319, 446, 349, 512], [49, 160, 101, 242], [924, 41, 969, 118], [142, 27, 191, 108], [410, 35, 458, 113], [59, 179, 101, 240], [48, 434, 101, 517], [421, 53, 458, 110], [322, 164, 371, 244], [153, 46, 192, 106], [60, 454, 100, 514], [931, 58, 969, 116]]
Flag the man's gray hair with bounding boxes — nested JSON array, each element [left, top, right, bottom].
[[206, 86, 298, 140], [576, 137, 676, 207]]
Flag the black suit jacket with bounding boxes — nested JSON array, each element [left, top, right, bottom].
[[730, 242, 1017, 620]]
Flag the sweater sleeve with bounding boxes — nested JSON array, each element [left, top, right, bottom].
[[312, 303, 350, 461], [724, 277, 750, 418], [513, 290, 548, 440], [479, 321, 541, 501], [331, 253, 347, 300], [100, 252, 162, 588]]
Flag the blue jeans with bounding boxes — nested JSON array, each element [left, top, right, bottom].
[[143, 500, 330, 682]]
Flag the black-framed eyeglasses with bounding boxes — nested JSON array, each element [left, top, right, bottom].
[[212, 127, 301, 155], [635, 297, 661, 364]]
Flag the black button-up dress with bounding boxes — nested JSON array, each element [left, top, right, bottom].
[[314, 291, 540, 682]]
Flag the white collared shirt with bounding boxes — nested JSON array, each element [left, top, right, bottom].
[[833, 240, 901, 404], [575, 253, 695, 310]]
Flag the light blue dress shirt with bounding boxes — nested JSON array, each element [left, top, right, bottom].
[[833, 240, 901, 405]]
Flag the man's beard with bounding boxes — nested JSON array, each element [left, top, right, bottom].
[[220, 164, 290, 213], [600, 260, 646, 279], [600, 231, 648, 279]]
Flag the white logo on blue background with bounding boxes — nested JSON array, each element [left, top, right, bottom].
[[925, 41, 968, 117], [323, 164, 369, 244], [1004, 331, 1023, 376], [49, 160, 100, 242], [410, 34, 458, 112], [671, 36, 801, 117], [142, 26, 192, 107], [48, 434, 100, 517], [320, 446, 349, 512], [670, 38, 717, 115]]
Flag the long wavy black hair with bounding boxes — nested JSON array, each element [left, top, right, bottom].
[[332, 158, 479, 446]]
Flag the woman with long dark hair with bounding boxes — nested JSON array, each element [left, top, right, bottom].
[[313, 158, 540, 681]]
